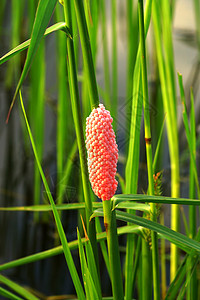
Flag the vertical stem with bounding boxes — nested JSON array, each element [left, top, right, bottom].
[[152, 0, 180, 282], [103, 200, 124, 300], [138, 0, 160, 299], [63, 0, 98, 265], [142, 238, 152, 300], [100, 0, 111, 109], [111, 0, 118, 129], [160, 210, 167, 298], [73, 0, 99, 110], [187, 88, 197, 299]]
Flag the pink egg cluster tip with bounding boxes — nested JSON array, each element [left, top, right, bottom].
[[86, 104, 118, 201]]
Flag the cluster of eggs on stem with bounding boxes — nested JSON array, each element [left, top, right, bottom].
[[86, 104, 118, 201]]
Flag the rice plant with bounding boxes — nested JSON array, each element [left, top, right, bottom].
[[0, 0, 200, 299]]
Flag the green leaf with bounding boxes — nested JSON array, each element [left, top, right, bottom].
[[0, 287, 23, 300], [112, 194, 200, 206], [0, 22, 70, 65], [115, 201, 150, 212], [19, 91, 86, 300], [0, 202, 102, 212], [91, 209, 200, 255], [0, 225, 141, 272], [177, 72, 200, 198], [7, 0, 58, 122], [77, 230, 100, 300], [0, 275, 39, 300], [84, 234, 102, 299]]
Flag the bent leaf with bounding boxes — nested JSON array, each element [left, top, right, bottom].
[[0, 22, 71, 65], [7, 0, 58, 122]]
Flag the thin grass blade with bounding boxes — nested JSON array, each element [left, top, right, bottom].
[[0, 275, 39, 300], [0, 23, 70, 65], [7, 0, 58, 122], [19, 90, 86, 300]]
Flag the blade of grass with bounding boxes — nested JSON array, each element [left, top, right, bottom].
[[0, 224, 141, 272], [7, 0, 58, 122], [138, 1, 160, 297], [113, 193, 200, 206], [0, 202, 102, 212], [124, 0, 152, 298], [73, 0, 99, 109], [55, 4, 73, 207], [77, 229, 100, 299], [0, 287, 23, 300], [125, 0, 138, 148], [177, 73, 200, 198], [0, 274, 39, 300], [5, 0, 23, 88], [19, 90, 86, 300], [78, 220, 102, 300], [188, 87, 198, 299], [111, 0, 117, 129], [29, 40, 45, 222], [100, 0, 111, 109], [0, 23, 69, 65], [152, 0, 180, 281], [103, 200, 124, 300], [63, 0, 98, 269], [92, 209, 200, 255]]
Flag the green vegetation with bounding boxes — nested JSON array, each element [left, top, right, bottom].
[[0, 0, 199, 299]]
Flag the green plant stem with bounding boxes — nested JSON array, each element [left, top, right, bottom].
[[138, 0, 160, 299], [63, 0, 98, 265], [103, 200, 124, 300], [160, 210, 167, 298], [152, 0, 180, 282], [142, 238, 152, 300], [73, 0, 99, 110], [19, 91, 86, 299], [124, 1, 152, 298], [188, 88, 197, 300], [111, 0, 117, 129], [100, 0, 111, 109]]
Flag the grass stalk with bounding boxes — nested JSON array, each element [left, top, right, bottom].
[[103, 200, 124, 300], [55, 4, 73, 207], [126, 0, 138, 146], [141, 238, 152, 299], [63, 0, 98, 268], [73, 0, 99, 110], [111, 0, 118, 129], [19, 90, 86, 299], [152, 0, 180, 281], [100, 0, 111, 109], [138, 0, 160, 298], [125, 1, 152, 298]]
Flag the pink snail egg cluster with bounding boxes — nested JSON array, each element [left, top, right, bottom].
[[86, 104, 118, 201]]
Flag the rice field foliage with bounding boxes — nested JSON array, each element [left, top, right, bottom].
[[0, 0, 200, 299]]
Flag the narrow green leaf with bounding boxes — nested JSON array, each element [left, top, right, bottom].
[[7, 0, 58, 122], [77, 230, 100, 300], [177, 72, 200, 198], [0, 287, 23, 300], [113, 194, 200, 206], [85, 235, 102, 299], [0, 22, 70, 65], [0, 202, 102, 212], [115, 201, 150, 213], [0, 225, 141, 272], [91, 209, 200, 255], [153, 113, 166, 172], [19, 91, 86, 300], [0, 275, 39, 300]]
